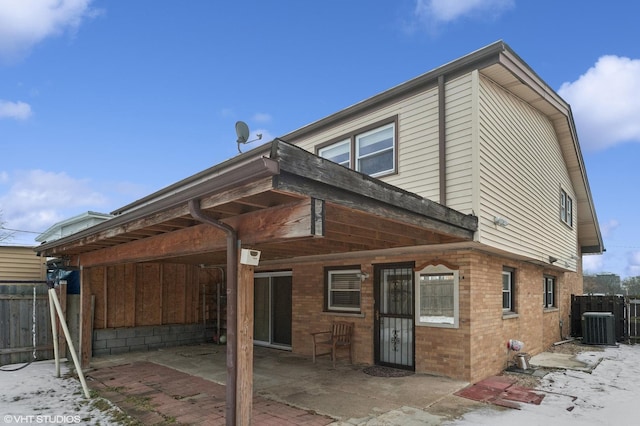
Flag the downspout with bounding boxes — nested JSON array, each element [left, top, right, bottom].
[[189, 199, 237, 426]]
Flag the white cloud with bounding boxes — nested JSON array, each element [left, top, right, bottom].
[[0, 0, 98, 63], [600, 219, 619, 239], [628, 251, 640, 277], [559, 55, 640, 151], [252, 112, 272, 124], [414, 0, 514, 26], [583, 254, 604, 274], [0, 100, 32, 120], [0, 170, 108, 241]]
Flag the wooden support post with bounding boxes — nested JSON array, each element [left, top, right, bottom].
[[79, 267, 93, 369], [236, 261, 254, 425], [48, 290, 60, 378], [57, 281, 68, 358]]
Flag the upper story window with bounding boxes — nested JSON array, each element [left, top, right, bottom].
[[560, 189, 573, 227], [317, 118, 397, 178], [318, 139, 350, 168], [324, 267, 362, 313]]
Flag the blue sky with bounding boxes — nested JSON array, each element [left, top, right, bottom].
[[1, 0, 639, 279]]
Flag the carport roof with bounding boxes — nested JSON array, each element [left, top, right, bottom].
[[35, 140, 477, 266]]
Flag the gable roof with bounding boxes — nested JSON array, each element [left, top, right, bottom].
[[277, 40, 604, 254]]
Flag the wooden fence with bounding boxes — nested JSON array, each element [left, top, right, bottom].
[[571, 294, 640, 344], [0, 281, 55, 366], [628, 299, 640, 344]]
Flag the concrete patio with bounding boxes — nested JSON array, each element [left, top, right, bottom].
[[87, 343, 483, 425]]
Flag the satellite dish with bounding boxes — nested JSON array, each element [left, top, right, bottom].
[[234, 120, 263, 153], [235, 121, 250, 144]]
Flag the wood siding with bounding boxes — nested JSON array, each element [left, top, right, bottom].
[[292, 73, 474, 213], [294, 88, 442, 202], [0, 246, 46, 281], [292, 70, 577, 270], [477, 75, 578, 268], [85, 263, 220, 329]]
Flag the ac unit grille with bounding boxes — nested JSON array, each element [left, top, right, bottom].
[[582, 312, 616, 345]]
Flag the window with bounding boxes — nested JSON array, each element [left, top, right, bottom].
[[544, 276, 556, 308], [317, 118, 396, 177], [560, 189, 573, 227], [502, 267, 515, 313], [318, 139, 350, 167], [325, 267, 361, 312], [416, 264, 459, 328], [356, 124, 394, 176]]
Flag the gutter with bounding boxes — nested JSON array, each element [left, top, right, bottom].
[[188, 199, 238, 426]]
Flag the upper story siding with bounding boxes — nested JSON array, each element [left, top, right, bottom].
[[476, 73, 578, 269], [294, 86, 442, 202], [291, 68, 579, 269]]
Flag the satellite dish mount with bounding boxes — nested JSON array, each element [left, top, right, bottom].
[[235, 121, 263, 153]]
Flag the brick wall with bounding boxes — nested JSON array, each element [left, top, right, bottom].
[[282, 248, 582, 383]]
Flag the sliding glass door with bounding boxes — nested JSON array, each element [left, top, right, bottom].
[[254, 272, 292, 349]]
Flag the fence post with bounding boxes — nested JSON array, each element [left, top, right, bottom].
[[48, 290, 60, 378]]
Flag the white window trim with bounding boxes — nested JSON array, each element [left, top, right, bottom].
[[415, 264, 459, 329], [327, 269, 362, 313], [318, 139, 350, 168], [503, 268, 514, 313], [355, 123, 395, 177], [560, 189, 573, 227], [544, 276, 556, 309], [316, 119, 397, 178]]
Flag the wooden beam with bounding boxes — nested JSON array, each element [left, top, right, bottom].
[[70, 198, 324, 267], [236, 260, 254, 425], [274, 172, 475, 240], [37, 177, 276, 258]]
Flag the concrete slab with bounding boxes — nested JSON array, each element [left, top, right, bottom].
[[529, 351, 604, 372], [89, 343, 482, 424]]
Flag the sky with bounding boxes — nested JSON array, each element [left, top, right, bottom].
[[0, 0, 639, 278]]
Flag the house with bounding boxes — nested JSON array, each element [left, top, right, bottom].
[[36, 211, 113, 245], [1, 245, 46, 281], [36, 41, 603, 392]]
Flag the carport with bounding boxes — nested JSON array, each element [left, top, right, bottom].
[[36, 139, 477, 424]]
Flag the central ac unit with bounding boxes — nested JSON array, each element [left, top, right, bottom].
[[582, 312, 616, 345]]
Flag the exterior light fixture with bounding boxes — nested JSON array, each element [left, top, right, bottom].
[[493, 216, 509, 227]]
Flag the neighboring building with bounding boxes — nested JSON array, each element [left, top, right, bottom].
[[36, 211, 113, 244], [36, 211, 112, 293], [36, 41, 603, 383], [0, 245, 46, 281]]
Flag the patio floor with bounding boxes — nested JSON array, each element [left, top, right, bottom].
[[86, 343, 482, 425]]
